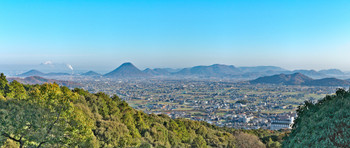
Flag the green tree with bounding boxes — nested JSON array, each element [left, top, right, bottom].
[[0, 73, 9, 97], [267, 138, 281, 148], [0, 84, 95, 147], [0, 75, 272, 148], [7, 80, 26, 100], [234, 132, 265, 148], [192, 136, 207, 148], [283, 88, 350, 147]]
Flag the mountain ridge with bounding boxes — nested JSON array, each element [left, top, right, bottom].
[[250, 73, 350, 86], [174, 64, 241, 77], [15, 63, 350, 80]]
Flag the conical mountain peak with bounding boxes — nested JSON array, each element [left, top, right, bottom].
[[104, 62, 149, 78], [18, 69, 45, 77]]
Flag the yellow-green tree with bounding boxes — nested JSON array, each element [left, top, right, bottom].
[[0, 83, 96, 147]]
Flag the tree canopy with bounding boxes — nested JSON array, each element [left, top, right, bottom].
[[0, 73, 273, 148], [283, 88, 350, 147]]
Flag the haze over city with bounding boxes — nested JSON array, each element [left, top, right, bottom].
[[1, 0, 350, 71]]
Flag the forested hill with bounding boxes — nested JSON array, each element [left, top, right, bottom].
[[0, 73, 280, 148], [283, 88, 350, 147]]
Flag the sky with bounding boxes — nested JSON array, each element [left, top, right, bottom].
[[1, 0, 350, 71]]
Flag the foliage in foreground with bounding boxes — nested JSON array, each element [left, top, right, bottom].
[[283, 88, 350, 147], [0, 73, 271, 147]]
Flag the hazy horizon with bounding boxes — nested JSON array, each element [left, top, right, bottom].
[[1, 1, 350, 71], [1, 61, 350, 75]]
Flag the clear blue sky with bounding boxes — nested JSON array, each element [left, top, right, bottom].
[[1, 0, 350, 71]]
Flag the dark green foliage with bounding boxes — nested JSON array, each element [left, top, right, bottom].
[[283, 88, 350, 147], [0, 73, 270, 147]]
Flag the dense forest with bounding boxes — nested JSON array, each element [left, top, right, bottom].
[[283, 88, 350, 147], [0, 73, 283, 148]]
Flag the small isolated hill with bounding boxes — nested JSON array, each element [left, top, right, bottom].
[[283, 88, 350, 147], [81, 71, 101, 76], [18, 69, 45, 77], [250, 73, 350, 86], [104, 62, 149, 78], [250, 73, 312, 85], [18, 70, 70, 77], [8, 76, 82, 88]]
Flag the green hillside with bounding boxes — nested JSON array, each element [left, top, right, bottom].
[[0, 73, 276, 148], [283, 88, 350, 147]]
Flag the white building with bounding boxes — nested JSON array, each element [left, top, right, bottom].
[[270, 116, 294, 130], [240, 115, 254, 123]]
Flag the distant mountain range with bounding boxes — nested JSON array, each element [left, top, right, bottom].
[[238, 66, 286, 73], [166, 64, 347, 79], [103, 63, 290, 79], [250, 73, 350, 86], [318, 69, 345, 75], [288, 70, 327, 78], [15, 62, 350, 81], [8, 76, 82, 88], [174, 64, 241, 77]]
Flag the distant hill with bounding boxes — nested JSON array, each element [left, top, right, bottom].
[[158, 68, 182, 73], [319, 69, 344, 75], [81, 71, 101, 76], [143, 68, 157, 75], [18, 69, 45, 77], [291, 70, 327, 78], [45, 72, 70, 76], [153, 68, 173, 75], [143, 68, 172, 76], [104, 62, 149, 78], [250, 73, 312, 85], [239, 66, 286, 73], [8, 76, 82, 88], [250, 73, 350, 86], [18, 70, 70, 77], [306, 78, 350, 86], [174, 64, 241, 77]]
